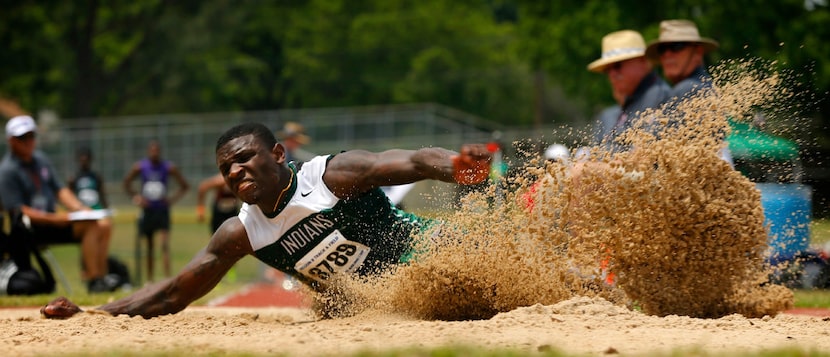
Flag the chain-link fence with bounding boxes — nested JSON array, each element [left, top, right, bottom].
[[9, 103, 580, 207]]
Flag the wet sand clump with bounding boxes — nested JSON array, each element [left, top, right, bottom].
[[314, 59, 796, 320]]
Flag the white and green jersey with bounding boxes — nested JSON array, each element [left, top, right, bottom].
[[239, 155, 428, 287]]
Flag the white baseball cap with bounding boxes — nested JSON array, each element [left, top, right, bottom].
[[5, 115, 37, 138], [544, 144, 570, 161]]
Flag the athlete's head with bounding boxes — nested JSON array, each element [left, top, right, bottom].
[[216, 122, 277, 154]]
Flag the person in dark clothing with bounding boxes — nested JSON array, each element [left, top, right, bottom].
[[645, 19, 719, 99], [68, 146, 117, 281], [123, 140, 190, 281], [68, 147, 109, 210], [276, 122, 314, 164], [197, 173, 240, 234], [0, 116, 115, 293], [645, 19, 733, 166]]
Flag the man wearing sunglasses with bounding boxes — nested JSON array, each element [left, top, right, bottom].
[[588, 30, 670, 153], [645, 19, 719, 101], [0, 115, 119, 293], [646, 19, 733, 166]]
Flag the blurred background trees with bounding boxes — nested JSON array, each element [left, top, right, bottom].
[[1, 0, 827, 139]]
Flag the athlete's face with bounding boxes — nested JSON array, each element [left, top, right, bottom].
[[147, 141, 162, 162], [216, 134, 286, 205]]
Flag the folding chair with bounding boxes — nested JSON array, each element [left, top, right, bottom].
[[39, 248, 72, 294]]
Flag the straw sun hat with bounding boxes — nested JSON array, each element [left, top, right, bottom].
[[587, 30, 647, 73], [277, 122, 311, 145], [645, 19, 719, 60]]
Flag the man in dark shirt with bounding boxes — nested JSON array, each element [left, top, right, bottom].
[[69, 146, 109, 210], [123, 140, 190, 281], [645, 19, 733, 165], [645, 19, 719, 99], [0, 115, 116, 293]]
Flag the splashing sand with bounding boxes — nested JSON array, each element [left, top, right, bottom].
[[315, 59, 795, 320]]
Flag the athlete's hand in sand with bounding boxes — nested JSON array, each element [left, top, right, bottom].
[[452, 144, 494, 185], [41, 296, 83, 319]]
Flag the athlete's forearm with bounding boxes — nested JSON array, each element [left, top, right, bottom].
[[411, 147, 457, 183], [99, 250, 230, 318], [96, 279, 189, 318]]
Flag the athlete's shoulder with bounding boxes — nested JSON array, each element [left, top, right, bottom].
[[297, 155, 331, 178], [210, 216, 253, 255]]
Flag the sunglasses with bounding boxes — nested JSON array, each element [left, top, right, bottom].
[[13, 132, 37, 141], [657, 42, 692, 55], [603, 61, 625, 73]]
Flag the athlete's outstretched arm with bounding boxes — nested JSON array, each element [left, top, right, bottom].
[[42, 218, 252, 319], [324, 144, 492, 199]]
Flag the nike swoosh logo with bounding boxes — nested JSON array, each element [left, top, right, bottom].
[[301, 190, 313, 197]]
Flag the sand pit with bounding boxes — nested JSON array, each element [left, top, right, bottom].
[[2, 298, 829, 356]]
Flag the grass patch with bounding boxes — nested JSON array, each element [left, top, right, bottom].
[[811, 218, 830, 246], [1, 205, 261, 308]]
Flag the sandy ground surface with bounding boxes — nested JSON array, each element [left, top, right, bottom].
[[2, 296, 829, 356]]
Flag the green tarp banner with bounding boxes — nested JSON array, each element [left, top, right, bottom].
[[728, 120, 799, 162]]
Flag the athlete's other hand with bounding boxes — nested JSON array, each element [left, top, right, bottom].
[[41, 296, 83, 319]]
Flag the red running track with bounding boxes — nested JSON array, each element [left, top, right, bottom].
[[208, 282, 309, 308]]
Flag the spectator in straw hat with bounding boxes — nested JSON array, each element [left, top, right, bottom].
[[645, 19, 719, 101], [276, 122, 314, 164], [646, 19, 733, 166], [588, 30, 670, 153]]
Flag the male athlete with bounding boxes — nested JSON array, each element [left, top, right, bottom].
[[43, 122, 492, 319]]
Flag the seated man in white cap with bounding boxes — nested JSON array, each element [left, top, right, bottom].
[[588, 29, 671, 153], [0, 115, 118, 293]]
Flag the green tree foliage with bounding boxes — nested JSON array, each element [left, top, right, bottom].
[[0, 0, 827, 133]]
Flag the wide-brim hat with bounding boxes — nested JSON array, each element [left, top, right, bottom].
[[587, 30, 647, 73], [645, 19, 719, 60], [277, 121, 310, 145]]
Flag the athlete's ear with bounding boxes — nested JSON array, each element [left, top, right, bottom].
[[272, 143, 287, 164]]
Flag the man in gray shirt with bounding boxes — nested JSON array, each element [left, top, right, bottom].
[[646, 19, 733, 166], [0, 115, 116, 293], [588, 29, 671, 153]]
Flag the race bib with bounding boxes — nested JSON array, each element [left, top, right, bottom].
[[294, 230, 370, 282], [77, 188, 100, 207], [142, 181, 166, 201]]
